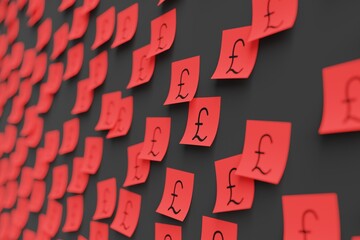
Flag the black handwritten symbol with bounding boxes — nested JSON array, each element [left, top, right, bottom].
[[133, 152, 142, 180], [299, 209, 318, 240], [148, 127, 161, 157], [343, 76, 360, 123], [102, 188, 110, 214], [168, 180, 183, 214], [164, 234, 172, 240], [122, 16, 131, 39], [116, 107, 126, 133], [138, 55, 147, 81], [157, 23, 168, 50], [264, 0, 283, 32], [252, 134, 273, 175], [212, 230, 224, 240], [226, 39, 245, 74], [176, 68, 190, 100], [226, 168, 243, 206], [192, 107, 209, 142], [105, 101, 115, 126], [120, 201, 133, 230]]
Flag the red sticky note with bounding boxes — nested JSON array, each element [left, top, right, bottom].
[[6, 71, 20, 99], [107, 96, 133, 138], [352, 237, 360, 240], [37, 214, 51, 240], [123, 142, 150, 187], [165, 56, 200, 105], [93, 178, 117, 220], [25, 116, 44, 148], [21, 106, 38, 136], [7, 160, 21, 181], [59, 118, 80, 155], [17, 0, 27, 10], [44, 62, 64, 94], [3, 124, 17, 153], [58, 0, 75, 12], [89, 51, 108, 89], [30, 52, 47, 84], [81, 137, 103, 174], [63, 43, 84, 81], [139, 117, 171, 162], [0, 158, 8, 185], [91, 7, 115, 50], [212, 26, 259, 79], [7, 18, 19, 43], [148, 9, 176, 57], [5, 2, 17, 26], [236, 120, 292, 184], [23, 229, 36, 240], [36, 83, 54, 113], [67, 157, 90, 194], [71, 78, 94, 115], [29, 180, 46, 213], [0, 35, 8, 60], [10, 41, 24, 69], [0, 55, 12, 82], [111, 3, 138, 48], [18, 166, 34, 198], [62, 195, 83, 232], [51, 23, 69, 60], [69, 7, 89, 40], [12, 197, 30, 230], [282, 193, 341, 240], [43, 200, 63, 238], [10, 138, 28, 167], [156, 168, 194, 222], [48, 164, 68, 200], [0, 213, 10, 239], [155, 222, 182, 240], [201, 216, 238, 240], [319, 59, 360, 134], [36, 18, 52, 52], [33, 148, 50, 180], [110, 188, 141, 238], [78, 234, 87, 240], [18, 79, 33, 105], [82, 0, 100, 13], [249, 0, 298, 41], [180, 97, 221, 147], [7, 96, 24, 124], [4, 181, 18, 209], [127, 44, 156, 89], [26, 0, 45, 27], [90, 221, 108, 240], [43, 130, 60, 163], [95, 91, 121, 131], [19, 48, 36, 78], [213, 154, 255, 213]]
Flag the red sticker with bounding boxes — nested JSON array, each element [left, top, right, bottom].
[[44, 62, 64, 94], [59, 118, 80, 155], [43, 130, 60, 163], [36, 83, 54, 114], [51, 23, 69, 60], [3, 124, 17, 154], [69, 7, 89, 40], [0, 35, 7, 60], [18, 79, 33, 105], [37, 214, 51, 240], [212, 26, 259, 79], [180, 97, 221, 147], [107, 96, 133, 138], [0, 55, 12, 82], [21, 106, 38, 136], [5, 2, 17, 26], [236, 120, 292, 184], [110, 188, 141, 238], [90, 221, 108, 240], [249, 0, 298, 41], [91, 7, 115, 50], [78, 234, 87, 240], [25, 116, 43, 148], [156, 168, 194, 222], [282, 193, 341, 240], [7, 18, 19, 43], [62, 195, 83, 232], [29, 180, 46, 213], [17, 0, 27, 10], [93, 178, 117, 220], [213, 154, 255, 213], [30, 52, 47, 84], [82, 0, 100, 13], [6, 71, 21, 99], [12, 197, 30, 230], [36, 18, 52, 52], [26, 0, 45, 27], [123, 142, 150, 187], [81, 137, 103, 175], [148, 9, 176, 57], [18, 166, 34, 198], [10, 41, 24, 69], [63, 43, 84, 81], [33, 148, 50, 180], [10, 138, 28, 167], [71, 78, 94, 115], [139, 117, 171, 162], [58, 0, 75, 12], [0, 213, 10, 239], [0, 158, 8, 185], [352, 237, 360, 240], [19, 48, 36, 78], [48, 164, 68, 200], [7, 97, 24, 125], [111, 3, 138, 48], [164, 56, 200, 105], [155, 222, 182, 240], [127, 44, 156, 89], [319, 59, 360, 134], [3, 181, 17, 209], [67, 157, 90, 194], [23, 229, 36, 240], [95, 91, 122, 131], [201, 216, 238, 240], [43, 200, 63, 238], [89, 51, 108, 89]]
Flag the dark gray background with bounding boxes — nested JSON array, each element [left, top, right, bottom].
[[1, 0, 360, 239]]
